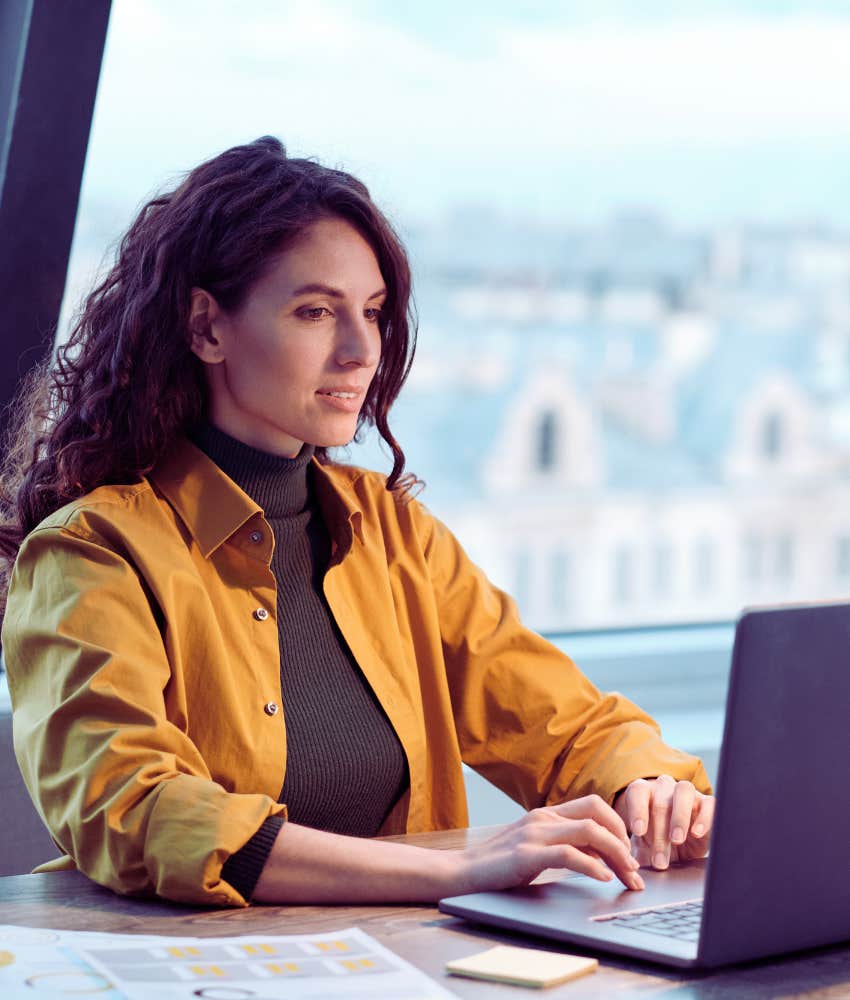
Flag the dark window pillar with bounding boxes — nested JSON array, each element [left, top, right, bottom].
[[0, 0, 111, 450]]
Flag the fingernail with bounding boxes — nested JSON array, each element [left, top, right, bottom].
[[629, 856, 640, 870], [602, 870, 613, 881], [693, 823, 706, 837], [630, 872, 645, 891], [672, 826, 685, 844], [653, 852, 668, 870], [632, 820, 646, 837]]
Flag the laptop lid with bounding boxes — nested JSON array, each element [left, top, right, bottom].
[[698, 602, 850, 966], [440, 602, 850, 969]]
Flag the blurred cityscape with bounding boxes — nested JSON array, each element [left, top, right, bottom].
[[347, 210, 850, 631]]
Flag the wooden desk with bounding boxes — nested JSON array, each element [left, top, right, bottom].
[[1, 827, 849, 998]]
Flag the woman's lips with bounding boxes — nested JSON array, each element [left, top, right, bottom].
[[316, 388, 362, 412]]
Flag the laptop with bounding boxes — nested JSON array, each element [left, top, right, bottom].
[[439, 602, 850, 968]]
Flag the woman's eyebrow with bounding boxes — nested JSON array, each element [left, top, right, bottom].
[[291, 282, 344, 298], [290, 283, 387, 300]]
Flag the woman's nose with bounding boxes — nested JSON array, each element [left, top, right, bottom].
[[336, 314, 381, 368]]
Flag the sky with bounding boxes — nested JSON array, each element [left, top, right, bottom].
[[70, 0, 850, 280]]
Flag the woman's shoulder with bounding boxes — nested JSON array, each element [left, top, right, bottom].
[[27, 478, 161, 540]]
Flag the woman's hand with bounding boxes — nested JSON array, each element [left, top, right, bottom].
[[613, 775, 715, 870], [459, 795, 645, 895]]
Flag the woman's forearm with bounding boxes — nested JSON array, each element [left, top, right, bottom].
[[251, 821, 465, 904], [250, 796, 647, 905]]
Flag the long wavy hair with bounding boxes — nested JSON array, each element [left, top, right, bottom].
[[0, 136, 417, 612]]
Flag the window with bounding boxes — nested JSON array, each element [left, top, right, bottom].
[[836, 537, 850, 580], [613, 545, 635, 605], [761, 412, 784, 460], [537, 410, 558, 473], [550, 548, 570, 616], [775, 533, 794, 580], [22, 0, 850, 827], [694, 538, 714, 593], [743, 534, 764, 583], [514, 548, 532, 612], [652, 542, 672, 597], [60, 2, 850, 636]]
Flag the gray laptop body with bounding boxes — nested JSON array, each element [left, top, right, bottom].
[[439, 602, 850, 968]]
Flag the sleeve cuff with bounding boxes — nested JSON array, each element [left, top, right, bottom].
[[220, 814, 285, 901]]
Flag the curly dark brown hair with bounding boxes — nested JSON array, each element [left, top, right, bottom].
[[0, 136, 417, 613]]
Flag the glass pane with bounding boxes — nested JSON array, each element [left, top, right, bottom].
[[63, 0, 850, 635]]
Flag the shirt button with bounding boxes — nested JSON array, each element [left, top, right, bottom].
[[253, 607, 269, 621], [249, 530, 263, 543], [263, 702, 279, 716]]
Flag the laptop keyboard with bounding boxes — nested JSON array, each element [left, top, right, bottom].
[[593, 899, 703, 942]]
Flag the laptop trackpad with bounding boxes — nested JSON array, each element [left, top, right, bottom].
[[543, 859, 708, 917], [440, 859, 708, 929]]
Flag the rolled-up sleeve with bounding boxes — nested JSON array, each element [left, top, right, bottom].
[[2, 524, 287, 906]]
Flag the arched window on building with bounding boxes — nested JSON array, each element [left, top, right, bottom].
[[537, 409, 559, 472], [761, 411, 784, 460]]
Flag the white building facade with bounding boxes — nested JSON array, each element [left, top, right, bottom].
[[350, 217, 850, 632]]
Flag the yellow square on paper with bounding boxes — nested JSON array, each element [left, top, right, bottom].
[[446, 945, 598, 988]]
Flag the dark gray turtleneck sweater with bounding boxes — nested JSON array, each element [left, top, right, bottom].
[[191, 423, 408, 899]]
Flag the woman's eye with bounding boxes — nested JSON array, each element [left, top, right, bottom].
[[299, 306, 331, 321], [364, 307, 383, 322]]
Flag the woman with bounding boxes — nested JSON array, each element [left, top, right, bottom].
[[0, 137, 712, 907]]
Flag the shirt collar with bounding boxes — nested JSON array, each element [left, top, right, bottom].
[[150, 438, 364, 560], [311, 458, 366, 553]]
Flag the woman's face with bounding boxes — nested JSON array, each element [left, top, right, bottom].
[[191, 216, 385, 456]]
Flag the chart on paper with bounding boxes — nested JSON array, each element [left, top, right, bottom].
[[0, 925, 457, 999]]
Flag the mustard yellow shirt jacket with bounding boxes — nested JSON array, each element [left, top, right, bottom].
[[2, 440, 711, 906]]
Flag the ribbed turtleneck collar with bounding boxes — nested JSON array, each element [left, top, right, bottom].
[[190, 422, 314, 519]]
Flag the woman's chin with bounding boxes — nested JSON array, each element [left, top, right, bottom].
[[303, 433, 353, 452]]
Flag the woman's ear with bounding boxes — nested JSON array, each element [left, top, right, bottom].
[[188, 288, 226, 363]]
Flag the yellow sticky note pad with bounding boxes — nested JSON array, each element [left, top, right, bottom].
[[446, 945, 598, 988]]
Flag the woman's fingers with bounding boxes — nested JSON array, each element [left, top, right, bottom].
[[528, 811, 643, 890], [550, 794, 630, 847], [663, 789, 715, 862], [547, 844, 620, 884], [642, 774, 674, 869], [526, 843, 614, 883], [614, 776, 717, 870], [690, 792, 715, 841], [619, 775, 706, 870], [618, 778, 652, 837], [469, 801, 652, 894], [669, 780, 697, 846], [673, 793, 715, 860], [467, 786, 719, 896]]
